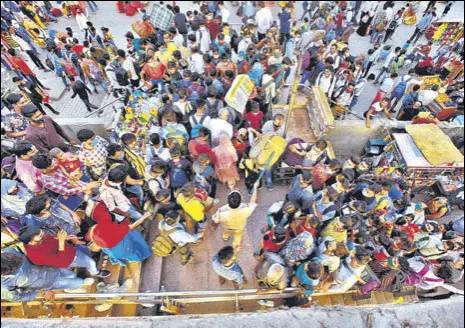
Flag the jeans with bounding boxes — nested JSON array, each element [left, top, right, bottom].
[[265, 170, 273, 189], [350, 96, 359, 109], [375, 67, 388, 83], [60, 75, 69, 88], [70, 247, 99, 275], [50, 268, 86, 290], [128, 204, 143, 221], [147, 79, 164, 93], [409, 28, 425, 44], [26, 50, 45, 70], [87, 1, 99, 12], [89, 77, 109, 93], [126, 185, 144, 207], [300, 70, 312, 86], [82, 98, 99, 111]]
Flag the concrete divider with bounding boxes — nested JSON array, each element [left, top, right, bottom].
[[2, 297, 463, 328]]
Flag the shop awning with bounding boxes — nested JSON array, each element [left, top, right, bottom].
[[405, 124, 464, 167]]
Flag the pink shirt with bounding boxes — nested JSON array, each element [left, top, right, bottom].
[[15, 158, 43, 193]]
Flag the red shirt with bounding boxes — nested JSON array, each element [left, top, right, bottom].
[[312, 164, 333, 190], [89, 203, 130, 249], [71, 44, 85, 55], [10, 56, 34, 75], [244, 111, 265, 130], [262, 230, 290, 253], [25, 235, 77, 268], [294, 221, 318, 237], [142, 62, 166, 80]]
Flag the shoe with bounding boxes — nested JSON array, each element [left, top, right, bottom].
[[94, 270, 111, 278], [96, 282, 120, 293], [182, 254, 194, 266], [268, 188, 274, 192], [64, 287, 87, 293], [82, 278, 95, 287]]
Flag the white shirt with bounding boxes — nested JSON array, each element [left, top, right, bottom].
[[316, 73, 333, 94], [198, 28, 211, 54], [173, 34, 185, 48], [190, 113, 212, 129], [220, 7, 231, 23], [189, 52, 205, 75], [11, 35, 31, 51], [419, 90, 439, 106], [122, 57, 138, 81], [99, 181, 131, 212], [256, 8, 273, 34], [210, 118, 234, 144], [383, 51, 397, 68], [238, 38, 253, 54], [380, 77, 395, 93]]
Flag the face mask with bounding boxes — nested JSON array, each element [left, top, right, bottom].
[[343, 162, 352, 170], [117, 153, 125, 161], [91, 139, 99, 147], [32, 117, 45, 124], [161, 48, 167, 53], [273, 53, 280, 58]]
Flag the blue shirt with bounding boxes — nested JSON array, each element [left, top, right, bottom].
[[212, 255, 244, 284], [296, 263, 321, 295], [417, 13, 433, 30], [280, 10, 292, 34]]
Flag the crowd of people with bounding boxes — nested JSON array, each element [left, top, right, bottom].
[[1, 1, 464, 307]]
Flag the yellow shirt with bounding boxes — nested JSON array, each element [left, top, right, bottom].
[[213, 203, 257, 231], [155, 50, 172, 67], [177, 195, 205, 222], [321, 219, 348, 244], [167, 42, 178, 55]]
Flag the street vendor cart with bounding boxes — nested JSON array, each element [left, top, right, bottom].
[[375, 125, 464, 192], [404, 75, 458, 121]]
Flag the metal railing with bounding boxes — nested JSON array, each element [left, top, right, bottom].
[[1, 288, 360, 307]]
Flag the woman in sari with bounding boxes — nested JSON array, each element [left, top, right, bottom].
[[403, 4, 418, 26], [87, 202, 152, 266], [213, 135, 240, 191]]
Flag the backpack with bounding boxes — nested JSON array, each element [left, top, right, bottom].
[[152, 227, 181, 257], [63, 53, 78, 77], [188, 84, 203, 102], [392, 76, 413, 99], [193, 161, 213, 193], [109, 62, 130, 86], [86, 60, 102, 80], [165, 125, 188, 150], [325, 29, 336, 42], [206, 99, 221, 117], [190, 114, 208, 138]]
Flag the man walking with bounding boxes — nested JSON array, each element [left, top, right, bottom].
[[69, 76, 99, 112], [213, 181, 259, 251]]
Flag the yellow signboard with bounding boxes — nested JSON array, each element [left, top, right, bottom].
[[225, 74, 254, 114]]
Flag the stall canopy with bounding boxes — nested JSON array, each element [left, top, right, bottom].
[[405, 124, 464, 167]]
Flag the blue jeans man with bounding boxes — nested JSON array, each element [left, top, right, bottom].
[[70, 246, 99, 275], [87, 1, 99, 12]]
